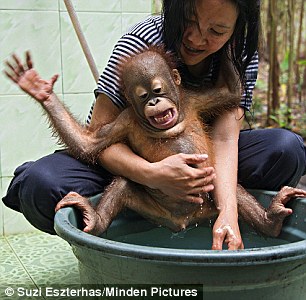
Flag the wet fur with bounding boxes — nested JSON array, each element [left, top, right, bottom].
[[68, 48, 241, 232]]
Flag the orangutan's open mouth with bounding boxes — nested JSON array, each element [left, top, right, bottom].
[[148, 108, 178, 130]]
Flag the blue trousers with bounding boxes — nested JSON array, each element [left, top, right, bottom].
[[2, 128, 306, 234]]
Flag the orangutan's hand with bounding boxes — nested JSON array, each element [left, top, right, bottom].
[[4, 51, 58, 102]]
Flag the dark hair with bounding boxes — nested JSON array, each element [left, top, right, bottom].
[[162, 0, 261, 87]]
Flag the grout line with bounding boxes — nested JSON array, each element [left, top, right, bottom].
[[3, 235, 41, 291]]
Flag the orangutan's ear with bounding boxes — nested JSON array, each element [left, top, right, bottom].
[[172, 69, 181, 86]]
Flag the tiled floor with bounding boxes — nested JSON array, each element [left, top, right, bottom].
[[0, 232, 80, 299]]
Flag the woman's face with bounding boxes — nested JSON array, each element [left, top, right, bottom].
[[180, 0, 238, 66]]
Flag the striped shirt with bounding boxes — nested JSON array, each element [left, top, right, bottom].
[[87, 15, 258, 124]]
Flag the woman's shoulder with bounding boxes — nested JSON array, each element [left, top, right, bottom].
[[128, 15, 163, 34], [122, 15, 164, 45], [109, 15, 164, 59]]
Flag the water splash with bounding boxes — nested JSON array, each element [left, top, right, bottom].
[[171, 224, 198, 239]]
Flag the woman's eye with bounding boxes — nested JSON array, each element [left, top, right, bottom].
[[211, 29, 225, 36]]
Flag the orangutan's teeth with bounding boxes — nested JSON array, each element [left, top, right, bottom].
[[154, 110, 172, 124]]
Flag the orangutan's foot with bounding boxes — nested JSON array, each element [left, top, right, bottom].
[[265, 186, 306, 237]]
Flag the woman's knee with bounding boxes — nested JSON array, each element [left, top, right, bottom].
[[17, 151, 111, 234], [4, 151, 111, 235], [270, 129, 305, 171], [18, 163, 60, 234], [239, 129, 306, 189], [20, 162, 62, 202]]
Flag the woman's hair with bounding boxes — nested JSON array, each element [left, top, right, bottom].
[[162, 0, 261, 87]]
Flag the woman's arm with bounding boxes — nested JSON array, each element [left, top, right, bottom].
[[210, 107, 245, 250], [89, 94, 216, 203]]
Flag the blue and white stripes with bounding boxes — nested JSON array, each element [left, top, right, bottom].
[[86, 15, 258, 124]]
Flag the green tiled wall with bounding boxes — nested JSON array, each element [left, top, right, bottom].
[[0, 0, 160, 235]]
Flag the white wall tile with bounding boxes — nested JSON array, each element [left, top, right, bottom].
[[62, 93, 94, 123], [60, 12, 122, 93], [0, 10, 62, 95], [0, 95, 59, 177], [0, 0, 59, 10], [122, 0, 151, 13], [0, 0, 154, 236], [60, 0, 121, 12]]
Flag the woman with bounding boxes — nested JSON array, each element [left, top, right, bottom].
[[3, 0, 306, 250]]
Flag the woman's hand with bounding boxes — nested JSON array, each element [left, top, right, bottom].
[[148, 153, 216, 204], [212, 211, 243, 250], [4, 52, 58, 102]]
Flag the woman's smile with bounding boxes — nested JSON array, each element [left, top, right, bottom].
[[180, 0, 238, 67], [183, 42, 206, 55]]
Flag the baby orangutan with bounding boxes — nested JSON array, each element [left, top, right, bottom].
[[5, 48, 306, 248]]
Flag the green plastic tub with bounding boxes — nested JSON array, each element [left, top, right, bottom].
[[54, 190, 306, 299]]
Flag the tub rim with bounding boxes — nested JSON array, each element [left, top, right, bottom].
[[54, 189, 306, 266], [54, 210, 306, 266]]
